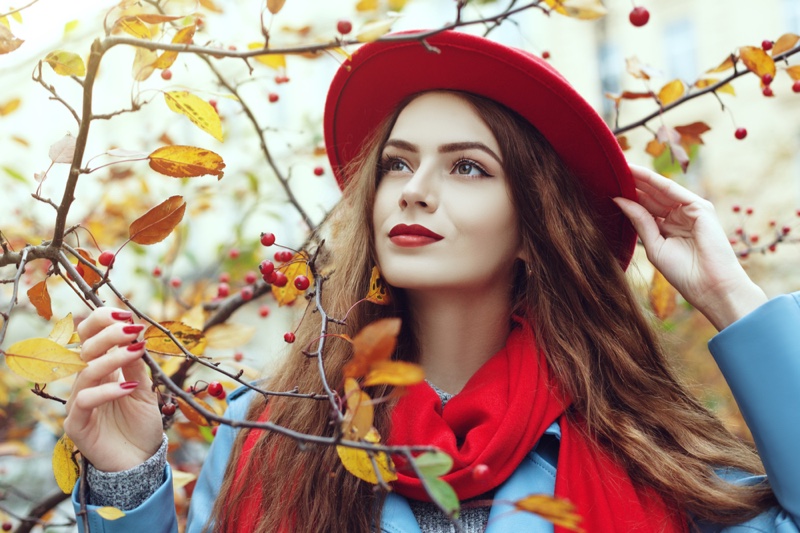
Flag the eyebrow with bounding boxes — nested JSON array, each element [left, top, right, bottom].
[[383, 139, 503, 165]]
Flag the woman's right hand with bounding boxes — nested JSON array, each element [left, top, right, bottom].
[[64, 307, 164, 472]]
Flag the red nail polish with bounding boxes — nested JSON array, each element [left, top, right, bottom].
[[122, 325, 144, 334], [120, 381, 139, 390], [127, 341, 146, 352], [111, 311, 133, 321]]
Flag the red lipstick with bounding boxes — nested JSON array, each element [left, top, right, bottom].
[[388, 224, 443, 247]]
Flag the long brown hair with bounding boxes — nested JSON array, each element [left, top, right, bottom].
[[210, 91, 774, 532]]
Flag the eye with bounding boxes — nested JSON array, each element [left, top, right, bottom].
[[453, 159, 490, 177], [380, 156, 411, 174]]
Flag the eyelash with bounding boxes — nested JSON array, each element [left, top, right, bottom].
[[379, 155, 493, 178]]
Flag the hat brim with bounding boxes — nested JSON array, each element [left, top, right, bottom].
[[324, 30, 636, 268]]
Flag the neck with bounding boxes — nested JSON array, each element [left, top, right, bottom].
[[406, 286, 513, 394]]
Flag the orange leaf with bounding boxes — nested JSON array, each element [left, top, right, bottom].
[[620, 91, 654, 100], [0, 97, 20, 116], [616, 136, 630, 151], [144, 321, 206, 356], [363, 360, 424, 387], [649, 269, 677, 320], [645, 139, 666, 158], [786, 65, 800, 81], [341, 378, 374, 440], [271, 253, 313, 306], [657, 79, 685, 106], [739, 46, 776, 79], [152, 25, 196, 70], [27, 280, 52, 320], [199, 0, 223, 12], [135, 14, 183, 23], [344, 318, 401, 379], [675, 122, 711, 147], [175, 396, 217, 426], [129, 195, 186, 245], [514, 494, 584, 532], [148, 145, 225, 179], [706, 55, 735, 73], [267, 0, 286, 14], [75, 248, 103, 288], [366, 266, 391, 305], [772, 33, 800, 56]]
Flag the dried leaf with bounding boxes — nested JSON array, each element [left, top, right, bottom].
[[48, 314, 75, 346], [247, 43, 287, 69], [0, 97, 20, 116], [132, 46, 158, 81], [0, 25, 24, 55], [543, 0, 607, 19], [204, 323, 256, 349], [148, 145, 225, 179], [657, 79, 685, 106], [656, 126, 690, 173], [49, 134, 76, 164], [115, 17, 152, 39], [52, 434, 79, 494], [272, 253, 313, 306], [4, 337, 87, 383], [366, 266, 391, 305], [649, 269, 677, 320], [27, 280, 52, 320], [176, 396, 217, 426], [129, 195, 186, 245], [75, 248, 102, 287], [135, 14, 183, 23], [739, 46, 776, 79], [675, 122, 711, 147], [96, 507, 126, 520], [171, 469, 197, 489], [786, 65, 800, 81], [707, 55, 735, 73], [44, 50, 86, 76], [626, 56, 658, 80], [336, 428, 396, 484], [772, 33, 800, 56], [153, 25, 196, 70], [414, 451, 453, 478], [344, 318, 401, 379], [619, 91, 655, 100], [144, 321, 206, 356], [363, 360, 424, 387], [164, 91, 223, 142], [356, 19, 395, 43], [616, 136, 630, 151], [267, 0, 286, 14], [514, 494, 584, 532], [341, 378, 374, 440]]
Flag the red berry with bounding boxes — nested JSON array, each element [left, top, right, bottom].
[[259, 260, 275, 276], [259, 305, 270, 318], [734, 127, 748, 140], [98, 251, 115, 267], [769, 244, 777, 252], [281, 251, 293, 262], [741, 251, 749, 259], [261, 233, 276, 246], [313, 166, 324, 176], [228, 45, 237, 51], [274, 75, 290, 84], [472, 464, 490, 480], [2, 522, 12, 531], [170, 277, 182, 288], [264, 270, 278, 284], [211, 426, 218, 436], [793, 80, 800, 93], [763, 86, 774, 97], [628, 6, 650, 27], [217, 282, 230, 298], [769, 220, 777, 227], [272, 271, 288, 287], [241, 286, 254, 301], [750, 234, 759, 244], [245, 271, 258, 284], [209, 99, 218, 112], [161, 403, 176, 416], [732, 205, 741, 213], [217, 389, 226, 400], [783, 226, 792, 235], [195, 17, 203, 27], [207, 381, 223, 397], [761, 73, 773, 85], [228, 248, 240, 259], [233, 351, 244, 362], [268, 92, 279, 103], [219, 272, 230, 283], [541, 50, 550, 59], [294, 275, 310, 291], [161, 69, 173, 80], [284, 332, 296, 343], [735, 228, 744, 235], [746, 207, 754, 215], [152, 266, 162, 277], [337, 19, 353, 35], [762, 40, 773, 51]]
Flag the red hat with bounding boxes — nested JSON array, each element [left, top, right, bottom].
[[324, 29, 636, 268]]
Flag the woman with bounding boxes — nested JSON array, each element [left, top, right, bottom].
[[67, 31, 800, 532]]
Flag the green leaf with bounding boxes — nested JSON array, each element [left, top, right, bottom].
[[426, 478, 460, 518], [3, 165, 27, 183], [414, 451, 453, 478]]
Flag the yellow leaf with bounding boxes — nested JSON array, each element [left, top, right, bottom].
[[267, 0, 286, 14], [337, 428, 397, 484], [356, 19, 395, 43], [649, 269, 677, 320], [693, 79, 736, 96], [0, 97, 21, 116], [772, 33, 800, 57], [132, 46, 158, 81], [657, 79, 685, 106], [52, 434, 80, 494], [341, 378, 374, 440], [363, 360, 424, 387], [247, 43, 286, 70], [49, 313, 75, 346], [514, 494, 584, 532], [176, 396, 218, 426], [171, 469, 197, 490], [707, 55, 735, 74], [164, 91, 223, 141], [543, 0, 607, 19], [11, 10, 22, 23], [272, 252, 313, 306], [344, 318, 401, 379], [645, 139, 666, 158], [387, 0, 408, 10], [0, 25, 24, 55], [96, 507, 126, 520], [116, 17, 151, 39], [63, 20, 80, 37], [27, 280, 52, 320], [199, 0, 223, 12], [4, 338, 87, 382], [179, 305, 206, 330], [44, 50, 86, 76], [355, 0, 378, 11], [786, 65, 800, 81], [153, 25, 196, 70], [129, 195, 186, 245], [366, 266, 391, 305], [204, 323, 256, 349], [148, 145, 225, 179], [144, 321, 206, 356], [0, 440, 31, 456], [739, 46, 776, 79]]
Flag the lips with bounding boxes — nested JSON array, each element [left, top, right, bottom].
[[388, 224, 443, 247]]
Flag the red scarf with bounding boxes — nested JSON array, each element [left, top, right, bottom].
[[229, 320, 687, 532]]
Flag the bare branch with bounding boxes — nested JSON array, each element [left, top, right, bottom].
[[0, 0, 41, 19], [0, 248, 29, 346]]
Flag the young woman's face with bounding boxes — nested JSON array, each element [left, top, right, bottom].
[[372, 92, 523, 294]]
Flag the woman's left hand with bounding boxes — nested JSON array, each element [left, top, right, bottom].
[[614, 164, 767, 330]]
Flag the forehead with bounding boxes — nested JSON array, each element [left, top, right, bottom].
[[388, 92, 501, 154]]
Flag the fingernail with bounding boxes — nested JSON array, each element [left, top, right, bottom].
[[127, 340, 146, 352], [111, 311, 133, 321], [122, 325, 144, 335], [120, 381, 139, 390]]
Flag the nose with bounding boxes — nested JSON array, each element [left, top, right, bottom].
[[399, 165, 438, 212]]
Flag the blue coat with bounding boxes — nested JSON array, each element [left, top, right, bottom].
[[73, 293, 800, 532]]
